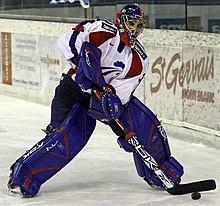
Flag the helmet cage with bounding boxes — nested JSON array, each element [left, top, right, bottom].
[[121, 14, 144, 38], [116, 4, 145, 47]]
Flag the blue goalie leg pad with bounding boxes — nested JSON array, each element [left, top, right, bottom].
[[9, 104, 96, 197], [118, 96, 184, 188]]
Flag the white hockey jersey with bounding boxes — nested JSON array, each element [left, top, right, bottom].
[[57, 19, 149, 104]]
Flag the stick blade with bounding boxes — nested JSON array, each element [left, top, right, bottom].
[[168, 179, 216, 195]]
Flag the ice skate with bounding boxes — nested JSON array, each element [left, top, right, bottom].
[[7, 178, 23, 197]]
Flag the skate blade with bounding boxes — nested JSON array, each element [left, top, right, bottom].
[[7, 187, 23, 197], [7, 188, 30, 198]]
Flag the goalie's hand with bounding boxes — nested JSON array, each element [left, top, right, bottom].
[[87, 90, 124, 124]]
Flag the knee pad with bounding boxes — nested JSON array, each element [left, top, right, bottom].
[[9, 104, 96, 197]]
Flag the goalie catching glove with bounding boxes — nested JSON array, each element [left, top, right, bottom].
[[87, 89, 124, 124]]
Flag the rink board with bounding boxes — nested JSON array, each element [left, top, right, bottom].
[[0, 19, 219, 139]]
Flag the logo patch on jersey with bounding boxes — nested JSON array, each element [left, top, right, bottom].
[[101, 22, 117, 35], [134, 42, 147, 60], [114, 61, 125, 70]]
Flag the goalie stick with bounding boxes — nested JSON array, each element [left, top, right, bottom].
[[114, 118, 216, 195], [92, 89, 216, 195]]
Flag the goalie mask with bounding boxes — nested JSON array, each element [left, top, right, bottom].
[[116, 4, 145, 47]]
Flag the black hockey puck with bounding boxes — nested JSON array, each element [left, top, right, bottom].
[[191, 192, 201, 200]]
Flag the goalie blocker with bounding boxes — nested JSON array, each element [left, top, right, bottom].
[[7, 42, 183, 197]]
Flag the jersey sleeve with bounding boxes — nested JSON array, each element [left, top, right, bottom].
[[57, 20, 117, 65], [57, 21, 91, 64]]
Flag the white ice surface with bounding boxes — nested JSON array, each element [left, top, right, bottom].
[[0, 95, 219, 206]]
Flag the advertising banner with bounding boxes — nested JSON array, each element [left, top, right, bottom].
[[182, 45, 220, 131], [155, 18, 185, 30], [144, 47, 183, 121], [49, 0, 90, 8], [11, 34, 41, 90], [208, 19, 220, 33], [187, 16, 201, 32], [144, 44, 220, 131], [2, 32, 12, 85], [0, 33, 2, 83], [39, 36, 63, 93]]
